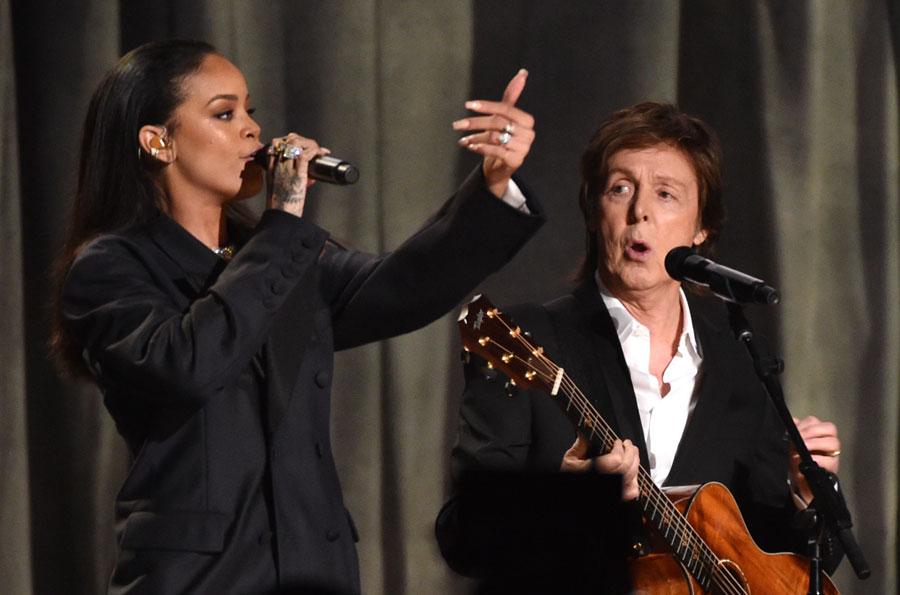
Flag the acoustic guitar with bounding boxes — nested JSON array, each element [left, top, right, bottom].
[[457, 294, 839, 594]]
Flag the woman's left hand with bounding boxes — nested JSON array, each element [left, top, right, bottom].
[[789, 415, 841, 505], [453, 69, 535, 198]]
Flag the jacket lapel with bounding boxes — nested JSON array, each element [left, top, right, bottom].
[[554, 281, 650, 470], [145, 212, 315, 436], [146, 212, 224, 297], [664, 306, 730, 486]]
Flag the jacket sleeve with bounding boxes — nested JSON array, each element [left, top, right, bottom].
[[62, 210, 328, 405], [323, 166, 545, 351], [435, 305, 541, 578]]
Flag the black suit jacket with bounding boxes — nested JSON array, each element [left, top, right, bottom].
[[437, 278, 804, 581], [62, 168, 544, 594]]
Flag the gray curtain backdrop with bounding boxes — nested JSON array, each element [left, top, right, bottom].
[[2, 1, 896, 593]]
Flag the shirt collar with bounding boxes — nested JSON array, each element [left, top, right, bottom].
[[147, 210, 252, 286], [594, 271, 702, 359], [147, 211, 222, 280]]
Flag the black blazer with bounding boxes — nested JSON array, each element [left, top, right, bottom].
[[437, 278, 804, 580], [62, 169, 544, 594]]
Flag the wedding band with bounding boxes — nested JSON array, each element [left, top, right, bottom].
[[498, 131, 512, 145], [825, 450, 841, 457], [503, 123, 514, 135]]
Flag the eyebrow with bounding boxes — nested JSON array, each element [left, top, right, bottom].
[[607, 167, 689, 191], [652, 175, 688, 191], [205, 93, 250, 106], [607, 167, 634, 179]]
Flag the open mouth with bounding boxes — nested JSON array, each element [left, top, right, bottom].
[[630, 241, 649, 253], [242, 145, 265, 161], [625, 240, 651, 260]]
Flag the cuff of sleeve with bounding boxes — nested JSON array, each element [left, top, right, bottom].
[[500, 179, 530, 214], [213, 209, 329, 310], [461, 165, 545, 221]]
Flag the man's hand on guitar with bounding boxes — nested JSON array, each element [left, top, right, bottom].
[[561, 436, 640, 501], [789, 415, 841, 506]]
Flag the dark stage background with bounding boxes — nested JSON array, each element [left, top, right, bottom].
[[1, 1, 897, 593]]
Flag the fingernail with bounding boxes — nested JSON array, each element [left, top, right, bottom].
[[452, 119, 469, 130], [518, 68, 528, 77], [457, 136, 470, 146], [465, 100, 481, 110]]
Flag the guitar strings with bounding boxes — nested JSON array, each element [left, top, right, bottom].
[[500, 338, 747, 595], [480, 318, 748, 595], [482, 326, 713, 561]]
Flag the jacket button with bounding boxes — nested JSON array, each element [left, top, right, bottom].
[[326, 529, 340, 542], [270, 280, 286, 295], [315, 370, 331, 388]]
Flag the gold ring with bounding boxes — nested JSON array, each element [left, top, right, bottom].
[[826, 450, 841, 457]]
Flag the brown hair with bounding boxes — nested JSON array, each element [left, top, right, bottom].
[[575, 102, 725, 282]]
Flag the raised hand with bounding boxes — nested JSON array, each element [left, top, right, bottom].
[[453, 69, 535, 198]]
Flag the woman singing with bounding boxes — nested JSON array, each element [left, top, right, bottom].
[[51, 39, 542, 594]]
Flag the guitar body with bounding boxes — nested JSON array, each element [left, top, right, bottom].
[[628, 482, 839, 594], [629, 554, 699, 594]]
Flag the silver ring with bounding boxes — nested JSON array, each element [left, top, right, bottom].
[[279, 144, 303, 160], [503, 123, 514, 135], [498, 131, 512, 145]]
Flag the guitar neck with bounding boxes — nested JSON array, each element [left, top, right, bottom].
[[552, 375, 720, 591]]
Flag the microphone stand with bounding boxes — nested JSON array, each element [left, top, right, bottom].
[[725, 302, 870, 592]]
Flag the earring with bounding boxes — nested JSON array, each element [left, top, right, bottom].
[[149, 135, 166, 159]]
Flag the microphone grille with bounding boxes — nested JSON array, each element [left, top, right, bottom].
[[664, 246, 694, 281]]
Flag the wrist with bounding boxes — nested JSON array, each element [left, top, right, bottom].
[[787, 476, 811, 510], [486, 177, 510, 199], [481, 162, 511, 199]]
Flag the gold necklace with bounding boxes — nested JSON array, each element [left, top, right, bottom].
[[212, 245, 235, 261]]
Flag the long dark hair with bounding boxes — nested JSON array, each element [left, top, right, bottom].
[[51, 39, 219, 378]]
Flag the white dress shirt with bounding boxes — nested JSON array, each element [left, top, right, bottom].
[[500, 179, 529, 212], [597, 276, 703, 487]]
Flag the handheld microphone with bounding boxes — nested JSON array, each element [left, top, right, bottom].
[[252, 145, 359, 185], [665, 246, 780, 305]]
